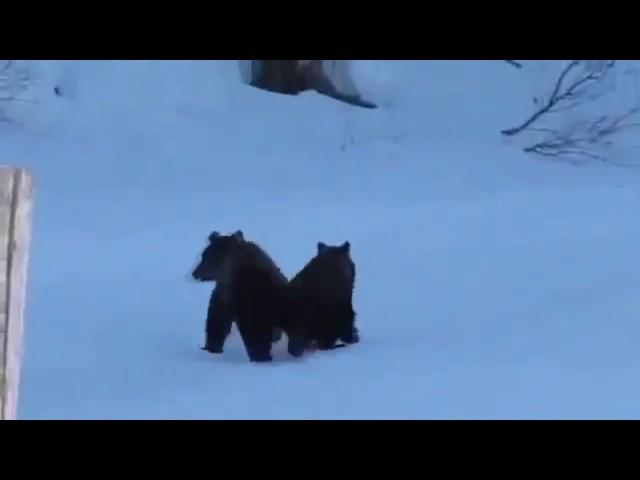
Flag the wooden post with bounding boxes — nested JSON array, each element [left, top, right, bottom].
[[0, 167, 33, 420]]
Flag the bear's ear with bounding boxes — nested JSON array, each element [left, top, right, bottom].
[[233, 230, 245, 241], [208, 231, 220, 243], [340, 241, 351, 253], [317, 242, 328, 253]]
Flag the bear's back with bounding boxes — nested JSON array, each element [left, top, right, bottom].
[[229, 240, 290, 312], [234, 241, 288, 286], [290, 253, 354, 305]]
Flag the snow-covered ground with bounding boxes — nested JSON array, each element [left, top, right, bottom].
[[2, 60, 640, 419]]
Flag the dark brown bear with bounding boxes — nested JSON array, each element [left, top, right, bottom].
[[191, 230, 294, 362], [289, 241, 359, 351]]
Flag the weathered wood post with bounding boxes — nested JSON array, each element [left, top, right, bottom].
[[0, 167, 33, 420]]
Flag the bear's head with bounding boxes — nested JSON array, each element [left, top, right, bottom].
[[316, 241, 355, 280], [317, 241, 350, 255], [192, 230, 245, 282]]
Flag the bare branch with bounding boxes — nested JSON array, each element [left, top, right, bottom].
[[525, 127, 560, 134], [500, 60, 640, 164], [501, 60, 617, 137], [521, 107, 640, 165], [524, 143, 608, 164], [504, 60, 523, 69], [549, 61, 581, 103], [0, 61, 14, 73], [547, 100, 582, 114]]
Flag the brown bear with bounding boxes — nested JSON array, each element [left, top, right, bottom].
[[191, 231, 294, 362], [288, 241, 359, 351]]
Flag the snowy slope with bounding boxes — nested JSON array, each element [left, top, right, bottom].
[[1, 60, 640, 419]]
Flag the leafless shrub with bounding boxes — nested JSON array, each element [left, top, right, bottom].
[[0, 60, 35, 121], [0, 61, 31, 99], [0, 60, 43, 124], [502, 60, 640, 165], [523, 108, 640, 165]]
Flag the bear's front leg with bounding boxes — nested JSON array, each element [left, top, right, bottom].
[[316, 335, 340, 350], [340, 325, 360, 344], [338, 304, 359, 344], [202, 287, 234, 354]]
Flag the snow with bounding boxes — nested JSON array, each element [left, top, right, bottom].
[[1, 60, 640, 419]]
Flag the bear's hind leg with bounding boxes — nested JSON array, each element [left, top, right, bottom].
[[237, 320, 273, 363], [272, 328, 283, 343]]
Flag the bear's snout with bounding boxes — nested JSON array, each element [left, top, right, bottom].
[[192, 266, 207, 281]]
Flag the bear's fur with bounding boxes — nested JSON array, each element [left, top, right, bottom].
[[289, 241, 359, 351], [201, 284, 234, 354], [201, 284, 283, 355], [192, 231, 293, 362]]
